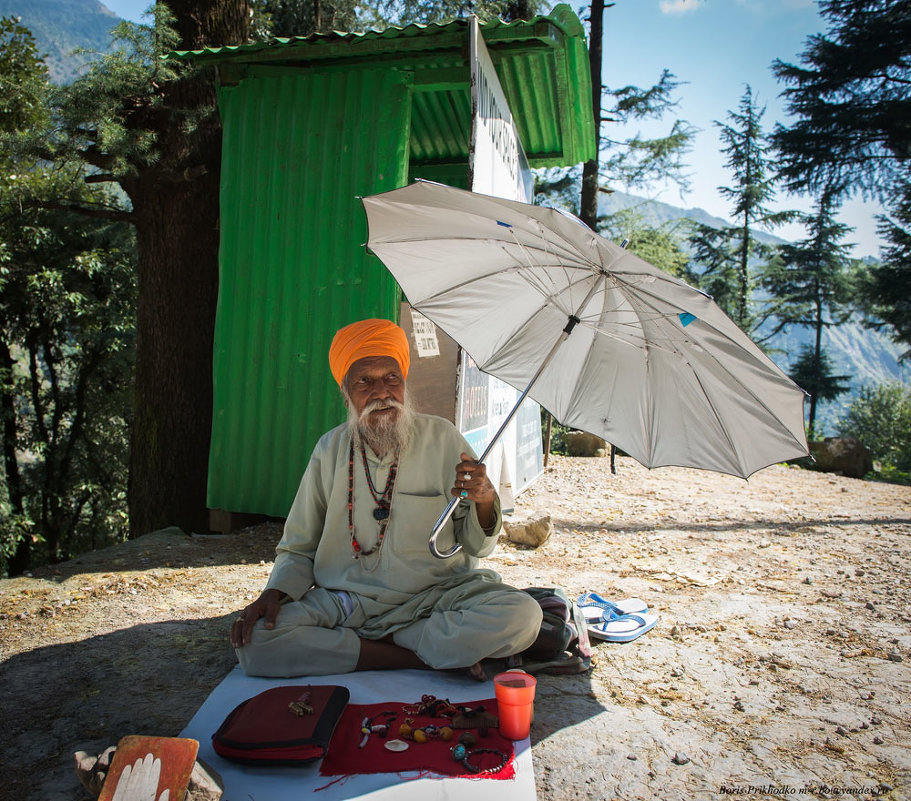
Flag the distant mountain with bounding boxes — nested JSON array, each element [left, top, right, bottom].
[[0, 0, 120, 83], [599, 190, 904, 435], [600, 189, 789, 246]]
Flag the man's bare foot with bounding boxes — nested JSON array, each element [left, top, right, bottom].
[[466, 661, 487, 681]]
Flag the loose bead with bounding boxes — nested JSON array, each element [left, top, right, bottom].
[[440, 727, 454, 741], [398, 723, 412, 738], [413, 729, 428, 743], [451, 744, 467, 761], [459, 732, 477, 746]]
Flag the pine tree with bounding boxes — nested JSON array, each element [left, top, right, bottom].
[[867, 182, 911, 360], [761, 186, 855, 435], [688, 86, 792, 333], [772, 0, 911, 357]]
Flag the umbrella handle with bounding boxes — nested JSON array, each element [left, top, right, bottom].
[[429, 497, 463, 558]]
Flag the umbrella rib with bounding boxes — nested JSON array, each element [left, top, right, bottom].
[[597, 275, 806, 472]]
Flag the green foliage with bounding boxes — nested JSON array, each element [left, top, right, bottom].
[[0, 164, 136, 574], [837, 382, 911, 473], [771, 0, 910, 202], [688, 86, 792, 333], [602, 69, 696, 195], [788, 345, 850, 439], [540, 68, 695, 232], [251, 0, 361, 37], [373, 0, 546, 26], [0, 18, 135, 575], [771, 1, 911, 359], [0, 16, 49, 132], [761, 186, 857, 431], [599, 208, 690, 279], [762, 187, 856, 332], [866, 182, 911, 360], [46, 6, 187, 180]]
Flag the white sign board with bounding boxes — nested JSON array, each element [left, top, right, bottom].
[[458, 17, 543, 507], [410, 310, 440, 357]]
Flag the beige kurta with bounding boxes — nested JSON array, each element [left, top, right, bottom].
[[237, 413, 542, 677]]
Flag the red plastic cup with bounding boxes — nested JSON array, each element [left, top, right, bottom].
[[493, 671, 537, 740]]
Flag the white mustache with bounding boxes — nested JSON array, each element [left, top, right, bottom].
[[360, 399, 404, 417]]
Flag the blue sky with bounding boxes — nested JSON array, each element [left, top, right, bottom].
[[601, 0, 882, 257], [100, 0, 883, 256]]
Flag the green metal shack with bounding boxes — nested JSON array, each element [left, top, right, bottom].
[[172, 5, 595, 526]]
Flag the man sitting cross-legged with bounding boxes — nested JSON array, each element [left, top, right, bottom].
[[231, 318, 542, 679]]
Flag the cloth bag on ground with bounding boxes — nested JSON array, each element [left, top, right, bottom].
[[212, 684, 350, 764], [518, 587, 592, 674]]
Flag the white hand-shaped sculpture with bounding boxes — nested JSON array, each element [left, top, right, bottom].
[[111, 753, 170, 801]]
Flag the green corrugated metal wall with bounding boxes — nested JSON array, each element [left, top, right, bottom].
[[208, 66, 411, 516]]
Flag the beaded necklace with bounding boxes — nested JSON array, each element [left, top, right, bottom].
[[347, 441, 399, 559]]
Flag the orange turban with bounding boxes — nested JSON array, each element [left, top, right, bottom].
[[328, 319, 411, 385]]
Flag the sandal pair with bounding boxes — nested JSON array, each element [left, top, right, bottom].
[[577, 591, 648, 623]]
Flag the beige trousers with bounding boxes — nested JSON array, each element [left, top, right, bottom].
[[236, 581, 543, 678]]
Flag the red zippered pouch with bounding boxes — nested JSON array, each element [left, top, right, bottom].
[[212, 684, 350, 765]]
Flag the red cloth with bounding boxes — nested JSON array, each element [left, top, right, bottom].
[[319, 698, 516, 780]]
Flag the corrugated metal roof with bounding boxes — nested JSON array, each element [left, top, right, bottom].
[[170, 5, 595, 167]]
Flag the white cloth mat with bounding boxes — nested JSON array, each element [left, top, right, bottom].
[[180, 666, 536, 800]]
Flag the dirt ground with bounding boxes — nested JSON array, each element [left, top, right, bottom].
[[1, 455, 909, 801]]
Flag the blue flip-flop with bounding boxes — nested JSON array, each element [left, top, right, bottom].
[[577, 592, 648, 623], [588, 612, 658, 643]]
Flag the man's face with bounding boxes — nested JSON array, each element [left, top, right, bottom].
[[344, 355, 406, 429]]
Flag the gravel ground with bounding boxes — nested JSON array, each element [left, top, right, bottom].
[[1, 455, 909, 801]]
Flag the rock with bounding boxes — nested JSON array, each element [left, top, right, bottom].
[[561, 430, 607, 457], [73, 746, 116, 796], [188, 758, 225, 801], [671, 752, 691, 765], [808, 437, 873, 478], [503, 513, 553, 548]]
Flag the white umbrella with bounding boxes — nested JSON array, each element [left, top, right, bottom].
[[361, 181, 809, 556]]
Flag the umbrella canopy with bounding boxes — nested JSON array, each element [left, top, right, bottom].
[[362, 180, 809, 480]]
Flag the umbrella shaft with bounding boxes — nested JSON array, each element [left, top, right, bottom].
[[428, 272, 607, 558], [428, 328, 573, 557]]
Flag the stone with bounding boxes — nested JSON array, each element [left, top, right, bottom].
[[73, 746, 116, 796], [562, 430, 607, 457], [807, 437, 873, 479], [187, 758, 225, 801], [671, 752, 691, 765], [503, 513, 553, 548]]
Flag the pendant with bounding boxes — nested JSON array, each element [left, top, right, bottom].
[[373, 506, 390, 520]]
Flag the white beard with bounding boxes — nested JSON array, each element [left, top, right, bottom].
[[346, 391, 415, 456]]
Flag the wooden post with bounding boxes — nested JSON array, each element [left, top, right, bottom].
[[544, 412, 553, 467]]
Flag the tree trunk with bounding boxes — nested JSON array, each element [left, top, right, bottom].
[[125, 0, 249, 537], [808, 294, 824, 437], [1, 338, 30, 574], [579, 0, 603, 230]]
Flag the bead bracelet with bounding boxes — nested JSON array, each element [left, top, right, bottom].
[[450, 745, 509, 775]]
